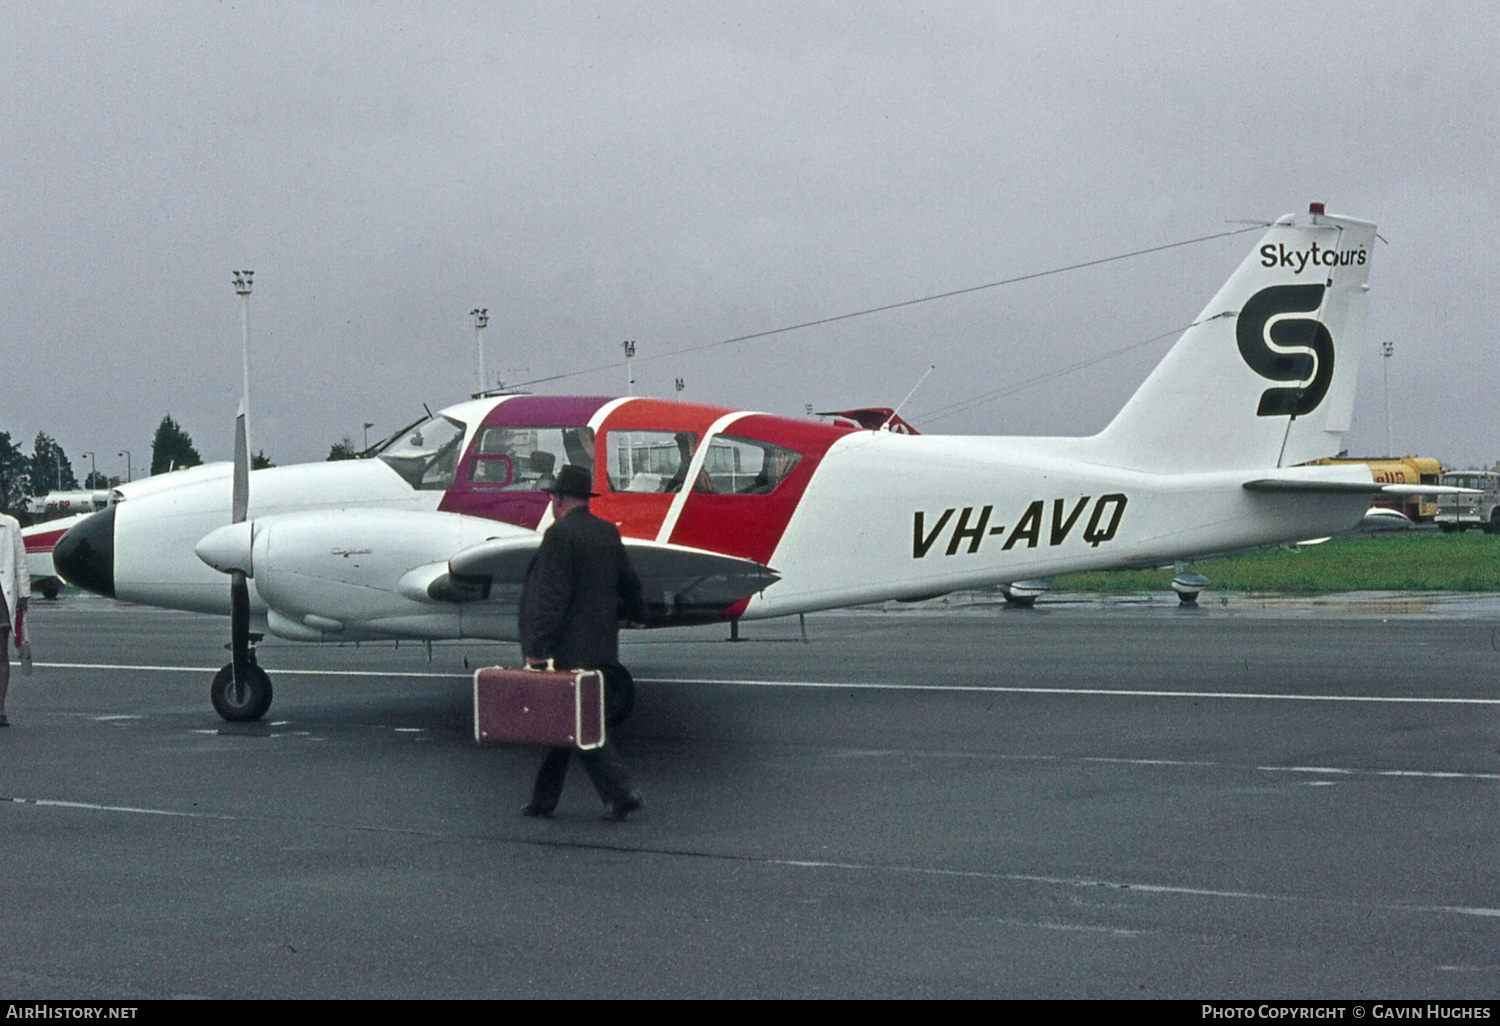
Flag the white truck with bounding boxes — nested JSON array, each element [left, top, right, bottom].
[[1434, 471, 1500, 533]]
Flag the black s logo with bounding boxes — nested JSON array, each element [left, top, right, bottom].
[[1236, 284, 1334, 417]]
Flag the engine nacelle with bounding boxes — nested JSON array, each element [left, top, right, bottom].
[[230, 509, 535, 641]]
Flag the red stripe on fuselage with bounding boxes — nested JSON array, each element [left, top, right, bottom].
[[591, 398, 736, 540], [667, 414, 854, 566], [24, 528, 68, 553]]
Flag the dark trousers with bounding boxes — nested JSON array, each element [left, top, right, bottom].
[[530, 665, 636, 808]]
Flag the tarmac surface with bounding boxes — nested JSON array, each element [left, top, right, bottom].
[[4, 591, 1500, 998]]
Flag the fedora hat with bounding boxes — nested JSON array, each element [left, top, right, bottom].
[[543, 464, 599, 499]]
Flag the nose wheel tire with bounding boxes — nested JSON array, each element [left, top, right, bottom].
[[211, 663, 274, 721]]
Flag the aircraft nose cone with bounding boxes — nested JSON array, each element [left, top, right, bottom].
[[53, 505, 115, 598], [195, 522, 254, 576]]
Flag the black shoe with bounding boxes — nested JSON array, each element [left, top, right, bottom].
[[520, 803, 554, 819], [0, 714, 9, 727], [602, 789, 644, 822]]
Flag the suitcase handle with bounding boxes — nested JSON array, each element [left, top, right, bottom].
[[524, 658, 557, 672]]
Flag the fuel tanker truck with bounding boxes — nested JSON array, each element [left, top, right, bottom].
[[1306, 456, 1443, 523]]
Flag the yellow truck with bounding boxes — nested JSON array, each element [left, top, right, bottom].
[[1305, 456, 1443, 522]]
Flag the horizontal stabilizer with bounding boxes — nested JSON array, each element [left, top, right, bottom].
[[1244, 479, 1383, 494], [1243, 480, 1479, 495], [1379, 484, 1480, 496]]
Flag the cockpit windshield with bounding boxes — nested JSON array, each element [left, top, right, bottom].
[[377, 415, 466, 490]]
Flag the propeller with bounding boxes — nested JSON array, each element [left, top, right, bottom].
[[229, 395, 251, 704], [209, 269, 272, 721]]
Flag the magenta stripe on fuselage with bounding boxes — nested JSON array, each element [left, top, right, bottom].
[[479, 395, 617, 428], [437, 395, 617, 527]]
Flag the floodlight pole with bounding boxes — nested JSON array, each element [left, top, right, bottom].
[[118, 450, 132, 483], [471, 308, 489, 396], [363, 422, 374, 450], [233, 271, 254, 459], [1381, 340, 1394, 457], [622, 340, 636, 396], [81, 452, 96, 490]]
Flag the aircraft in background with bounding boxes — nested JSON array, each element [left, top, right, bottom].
[[52, 206, 1462, 721], [22, 511, 98, 600]]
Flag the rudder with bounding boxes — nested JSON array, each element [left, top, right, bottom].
[[1093, 208, 1377, 473]]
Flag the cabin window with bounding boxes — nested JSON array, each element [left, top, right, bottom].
[[605, 431, 697, 493], [466, 426, 595, 491], [694, 435, 802, 495], [377, 415, 466, 490]]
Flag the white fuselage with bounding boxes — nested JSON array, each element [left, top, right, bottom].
[[96, 428, 1370, 641], [749, 431, 1369, 616]]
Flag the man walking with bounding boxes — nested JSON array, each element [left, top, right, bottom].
[[519, 464, 647, 821], [0, 510, 30, 727]]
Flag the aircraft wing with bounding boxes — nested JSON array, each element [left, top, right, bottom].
[[443, 535, 781, 622]]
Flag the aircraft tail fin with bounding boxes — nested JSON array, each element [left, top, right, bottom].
[[1092, 208, 1377, 473]]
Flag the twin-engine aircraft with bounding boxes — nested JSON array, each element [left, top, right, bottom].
[[53, 208, 1439, 720]]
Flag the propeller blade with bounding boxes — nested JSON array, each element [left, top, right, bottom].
[[230, 570, 250, 700], [232, 403, 249, 525], [227, 275, 255, 710]]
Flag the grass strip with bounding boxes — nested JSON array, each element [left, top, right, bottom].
[[1052, 531, 1500, 595]]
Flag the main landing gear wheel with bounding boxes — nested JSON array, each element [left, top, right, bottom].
[[211, 662, 274, 722]]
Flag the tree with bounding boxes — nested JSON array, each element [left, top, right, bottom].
[[29, 432, 78, 496], [251, 450, 274, 470], [0, 432, 28, 514], [84, 470, 110, 489], [326, 437, 358, 461], [150, 415, 202, 475]]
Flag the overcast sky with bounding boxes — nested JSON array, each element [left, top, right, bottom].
[[3, 2, 1496, 476]]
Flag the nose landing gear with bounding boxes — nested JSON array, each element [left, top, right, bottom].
[[211, 634, 274, 721]]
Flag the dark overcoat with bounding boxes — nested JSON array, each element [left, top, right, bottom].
[[518, 506, 646, 669]]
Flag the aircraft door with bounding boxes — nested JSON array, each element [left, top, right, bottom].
[[592, 399, 731, 540], [598, 429, 699, 538]]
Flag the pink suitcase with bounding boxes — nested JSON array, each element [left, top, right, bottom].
[[473, 665, 605, 750]]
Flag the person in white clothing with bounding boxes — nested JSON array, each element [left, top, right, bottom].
[[0, 511, 30, 726]]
